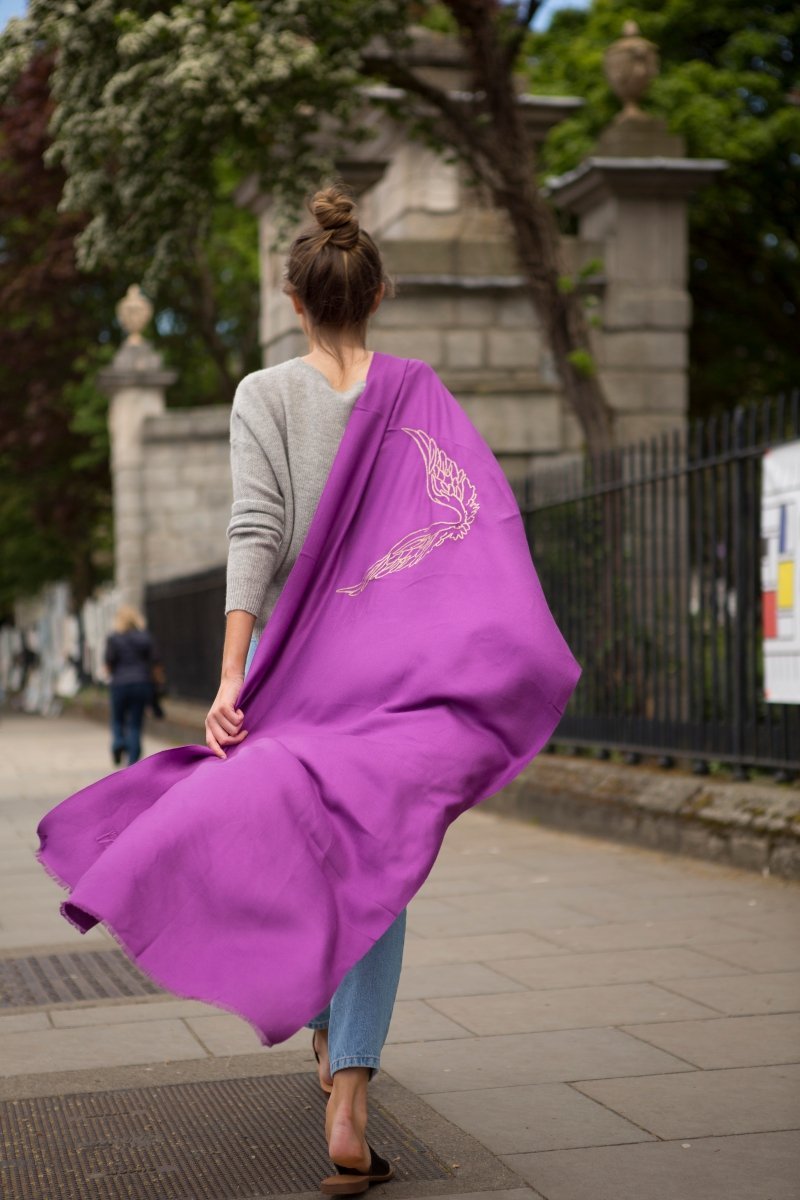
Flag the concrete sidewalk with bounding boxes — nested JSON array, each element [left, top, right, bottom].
[[1, 710, 798, 1199]]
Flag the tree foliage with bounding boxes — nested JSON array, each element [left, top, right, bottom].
[[0, 0, 409, 289], [364, 0, 615, 450], [1, 1, 617, 451], [526, 0, 800, 415], [0, 49, 262, 612], [0, 1, 408, 611], [0, 52, 117, 615]]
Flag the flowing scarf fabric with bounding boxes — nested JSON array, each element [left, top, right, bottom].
[[37, 353, 581, 1046]]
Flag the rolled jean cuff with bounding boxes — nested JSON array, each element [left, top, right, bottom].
[[329, 1054, 381, 1080], [307, 1018, 329, 1030]]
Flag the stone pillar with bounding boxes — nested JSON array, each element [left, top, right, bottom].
[[547, 22, 725, 446], [236, 29, 584, 477], [99, 285, 177, 612]]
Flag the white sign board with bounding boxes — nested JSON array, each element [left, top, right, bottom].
[[761, 439, 800, 704]]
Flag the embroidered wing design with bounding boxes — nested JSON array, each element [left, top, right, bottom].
[[336, 427, 480, 596]]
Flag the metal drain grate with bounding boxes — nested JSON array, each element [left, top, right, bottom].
[[1, 1072, 451, 1198], [0, 950, 163, 1008]]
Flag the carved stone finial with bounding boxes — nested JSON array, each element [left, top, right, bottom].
[[604, 20, 659, 120], [116, 284, 153, 345]]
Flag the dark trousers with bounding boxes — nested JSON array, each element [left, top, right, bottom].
[[110, 681, 152, 764]]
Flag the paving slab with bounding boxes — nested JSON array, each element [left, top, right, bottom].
[[0, 1017, 209, 1076], [48, 997, 217, 1025], [402, 932, 565, 968], [418, 876, 511, 898], [397, 963, 527, 1001], [494, 862, 656, 888], [423, 1082, 654, 1154], [542, 916, 761, 953], [574, 1064, 800, 1138], [659, 969, 800, 1015], [0, 1012, 50, 1033], [409, 896, 469, 918], [620, 1011, 800, 1068], [565, 872, 778, 898], [406, 906, 546, 939], [555, 889, 799, 924], [504, 1129, 800, 1200], [381, 1028, 691, 1094], [406, 905, 596, 940], [487, 946, 748, 991], [0, 923, 110, 951], [387, 1000, 472, 1043], [709, 908, 800, 938], [436, 1193, 539, 1200], [428, 983, 718, 1035], [439, 891, 603, 931], [692, 937, 800, 972], [183, 1014, 310, 1057]]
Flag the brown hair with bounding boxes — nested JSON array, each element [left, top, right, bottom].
[[283, 184, 392, 355]]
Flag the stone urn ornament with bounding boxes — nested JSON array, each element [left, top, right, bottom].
[[604, 20, 659, 121], [116, 284, 153, 345]]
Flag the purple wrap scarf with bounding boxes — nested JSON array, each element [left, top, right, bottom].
[[37, 353, 581, 1045]]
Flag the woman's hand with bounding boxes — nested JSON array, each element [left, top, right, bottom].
[[205, 675, 248, 759]]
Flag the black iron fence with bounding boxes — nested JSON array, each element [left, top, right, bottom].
[[145, 566, 226, 702], [518, 392, 800, 779], [146, 394, 800, 777]]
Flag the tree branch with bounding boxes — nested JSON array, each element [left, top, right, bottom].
[[365, 10, 614, 452], [359, 50, 503, 186], [503, 1, 541, 72]]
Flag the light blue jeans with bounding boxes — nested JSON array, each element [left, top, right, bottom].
[[244, 633, 406, 1078]]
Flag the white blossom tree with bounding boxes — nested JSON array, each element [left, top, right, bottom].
[[0, 0, 408, 287], [1, 1, 613, 449]]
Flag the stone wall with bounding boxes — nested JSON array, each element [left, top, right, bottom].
[[252, 98, 721, 478], [257, 136, 597, 477], [100, 340, 233, 612], [140, 407, 232, 586], [103, 33, 723, 608]]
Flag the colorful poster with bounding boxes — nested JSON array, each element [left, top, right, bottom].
[[761, 439, 800, 703]]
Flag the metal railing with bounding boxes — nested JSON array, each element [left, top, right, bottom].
[[145, 566, 226, 702], [518, 392, 800, 778], [145, 393, 800, 777]]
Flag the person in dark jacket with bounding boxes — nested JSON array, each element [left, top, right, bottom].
[[104, 606, 160, 766]]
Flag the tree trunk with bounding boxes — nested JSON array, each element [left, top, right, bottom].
[[367, 1, 615, 453]]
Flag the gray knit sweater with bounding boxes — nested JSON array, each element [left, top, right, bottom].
[[224, 357, 366, 638]]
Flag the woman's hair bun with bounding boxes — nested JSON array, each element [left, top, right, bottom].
[[309, 185, 360, 249]]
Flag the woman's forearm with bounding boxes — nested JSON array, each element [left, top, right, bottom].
[[221, 609, 257, 681]]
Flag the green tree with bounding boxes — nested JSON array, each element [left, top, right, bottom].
[[0, 0, 408, 287], [364, 0, 615, 450], [0, 52, 265, 613], [527, 0, 800, 417], [0, 52, 118, 614], [1, 1, 618, 452]]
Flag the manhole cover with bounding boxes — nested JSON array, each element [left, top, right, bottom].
[[0, 950, 163, 1008], [1, 1072, 451, 1198]]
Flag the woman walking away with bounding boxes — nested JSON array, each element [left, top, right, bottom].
[[104, 605, 160, 766], [35, 185, 581, 1198], [206, 186, 400, 1191]]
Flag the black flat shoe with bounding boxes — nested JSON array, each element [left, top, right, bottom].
[[311, 1030, 333, 1095], [320, 1144, 394, 1195]]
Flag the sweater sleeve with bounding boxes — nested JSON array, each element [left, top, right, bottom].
[[224, 395, 285, 619]]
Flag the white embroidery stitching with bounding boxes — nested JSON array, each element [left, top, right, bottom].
[[336, 427, 480, 596]]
